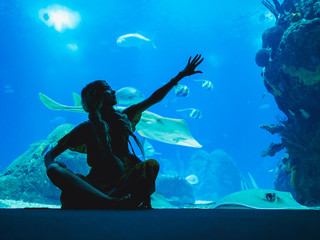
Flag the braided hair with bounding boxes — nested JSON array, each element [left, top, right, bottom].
[[81, 80, 111, 158]]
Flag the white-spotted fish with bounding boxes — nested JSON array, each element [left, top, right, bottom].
[[176, 108, 202, 119], [194, 79, 214, 91], [175, 85, 190, 97], [116, 33, 156, 49]]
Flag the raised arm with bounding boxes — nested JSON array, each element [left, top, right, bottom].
[[124, 54, 204, 118]]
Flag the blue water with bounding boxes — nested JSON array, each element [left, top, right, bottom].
[[0, 0, 284, 189]]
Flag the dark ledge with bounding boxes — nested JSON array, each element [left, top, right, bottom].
[[0, 208, 319, 239]]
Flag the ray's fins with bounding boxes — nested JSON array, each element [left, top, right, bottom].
[[72, 92, 82, 106], [39, 92, 202, 148]]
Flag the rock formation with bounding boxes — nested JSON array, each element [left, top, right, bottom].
[[257, 0, 320, 205]]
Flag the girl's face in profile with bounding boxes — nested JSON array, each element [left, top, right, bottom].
[[101, 82, 117, 106]]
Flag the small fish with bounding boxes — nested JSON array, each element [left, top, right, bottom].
[[262, 92, 267, 99], [185, 174, 199, 185], [288, 109, 295, 117], [175, 85, 190, 97], [3, 85, 14, 94], [143, 139, 161, 158], [67, 43, 78, 51], [116, 33, 156, 49], [190, 109, 202, 119], [194, 80, 214, 91], [258, 104, 270, 110], [115, 87, 145, 105], [300, 109, 310, 119], [41, 144, 53, 156], [176, 108, 202, 119]]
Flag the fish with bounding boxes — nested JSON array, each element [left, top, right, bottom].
[[300, 109, 310, 119], [142, 139, 161, 158], [185, 174, 199, 185], [116, 33, 156, 49], [39, 92, 202, 148], [67, 43, 78, 51], [115, 87, 145, 105], [258, 104, 270, 109], [40, 144, 52, 156], [194, 79, 214, 91], [190, 109, 202, 119], [175, 85, 190, 97], [176, 108, 202, 119], [262, 92, 267, 99], [3, 85, 14, 94]]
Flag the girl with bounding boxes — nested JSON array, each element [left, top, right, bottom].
[[44, 55, 204, 209]]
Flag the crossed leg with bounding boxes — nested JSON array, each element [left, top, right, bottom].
[[108, 159, 160, 208], [46, 163, 126, 209]]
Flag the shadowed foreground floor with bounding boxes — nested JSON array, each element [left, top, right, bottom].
[[0, 209, 320, 239]]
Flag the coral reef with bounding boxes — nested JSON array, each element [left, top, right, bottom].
[[156, 174, 195, 207], [257, 0, 320, 205], [255, 48, 271, 67], [273, 154, 296, 198], [0, 124, 89, 204], [185, 149, 242, 201]]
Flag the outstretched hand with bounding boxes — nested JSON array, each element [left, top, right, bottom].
[[180, 54, 204, 77]]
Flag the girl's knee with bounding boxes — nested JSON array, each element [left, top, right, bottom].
[[144, 159, 160, 177], [145, 159, 159, 171], [46, 163, 60, 179], [46, 162, 67, 183]]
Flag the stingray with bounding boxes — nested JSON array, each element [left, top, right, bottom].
[[193, 189, 310, 210], [39, 92, 202, 148]]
